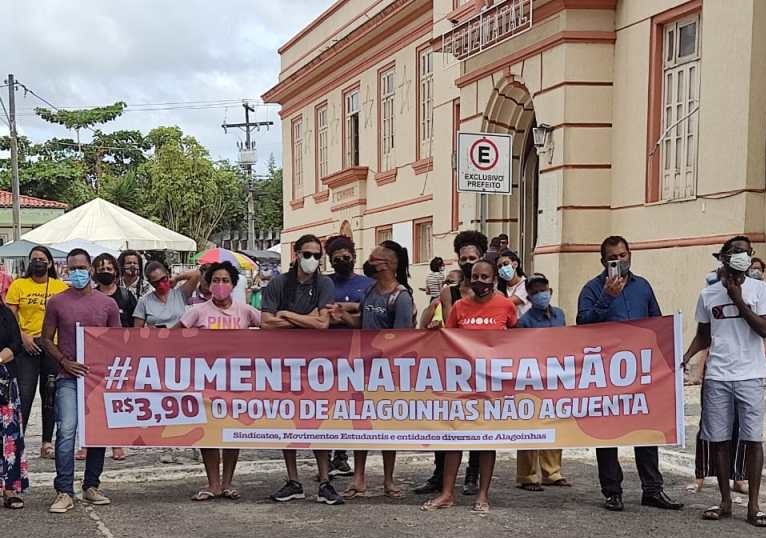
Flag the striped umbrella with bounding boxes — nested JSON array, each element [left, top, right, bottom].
[[194, 247, 257, 271]]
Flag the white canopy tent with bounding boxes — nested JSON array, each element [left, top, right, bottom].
[[50, 239, 120, 258], [22, 198, 197, 251]]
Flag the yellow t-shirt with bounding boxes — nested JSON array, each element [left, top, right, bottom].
[[6, 277, 69, 336]]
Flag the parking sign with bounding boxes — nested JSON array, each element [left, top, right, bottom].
[[457, 132, 513, 195]]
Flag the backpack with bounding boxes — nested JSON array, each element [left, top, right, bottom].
[[361, 284, 417, 328]]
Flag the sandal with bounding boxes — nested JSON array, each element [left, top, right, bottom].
[[3, 496, 24, 509], [384, 487, 403, 499], [748, 511, 766, 527], [111, 448, 127, 461], [420, 499, 455, 511], [517, 483, 544, 492], [471, 501, 490, 513], [191, 490, 218, 502], [702, 505, 731, 521], [222, 489, 240, 500], [544, 478, 572, 487], [75, 449, 87, 461], [40, 444, 55, 460], [343, 487, 367, 499]]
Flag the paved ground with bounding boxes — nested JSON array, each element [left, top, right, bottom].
[[6, 386, 766, 538]]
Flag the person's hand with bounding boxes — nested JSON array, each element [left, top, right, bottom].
[[604, 276, 626, 297], [327, 304, 344, 323], [723, 274, 744, 304], [427, 319, 443, 329], [60, 359, 89, 377], [21, 332, 41, 355]]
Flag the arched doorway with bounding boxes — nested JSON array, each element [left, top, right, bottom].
[[482, 79, 539, 271]]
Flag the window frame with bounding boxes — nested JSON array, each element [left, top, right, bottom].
[[291, 115, 304, 200], [416, 44, 434, 161], [375, 225, 393, 245], [343, 84, 361, 169], [413, 217, 433, 264], [315, 102, 329, 192], [377, 62, 396, 172]]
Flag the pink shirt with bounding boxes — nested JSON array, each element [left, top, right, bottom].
[[180, 300, 260, 330]]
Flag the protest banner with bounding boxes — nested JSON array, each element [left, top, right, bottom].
[[78, 315, 684, 450]]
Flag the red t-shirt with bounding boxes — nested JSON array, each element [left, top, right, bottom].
[[446, 293, 518, 330]]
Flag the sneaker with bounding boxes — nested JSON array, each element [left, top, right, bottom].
[[317, 481, 344, 505], [329, 458, 353, 477], [414, 478, 442, 495], [271, 480, 306, 502], [83, 487, 111, 506], [49, 493, 75, 513]]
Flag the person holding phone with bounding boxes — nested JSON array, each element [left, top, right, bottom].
[[576, 236, 682, 512]]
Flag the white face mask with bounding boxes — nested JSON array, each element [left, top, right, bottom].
[[299, 256, 320, 274], [727, 252, 752, 273]]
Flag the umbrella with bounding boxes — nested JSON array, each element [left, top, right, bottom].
[[194, 248, 257, 270], [0, 239, 68, 259]]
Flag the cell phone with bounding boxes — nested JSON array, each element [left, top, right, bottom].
[[607, 260, 621, 279]]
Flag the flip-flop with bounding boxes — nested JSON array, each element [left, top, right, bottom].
[[420, 499, 455, 511], [3, 496, 24, 509], [702, 505, 731, 520], [384, 488, 404, 499], [543, 478, 572, 487], [191, 490, 218, 502], [471, 501, 490, 513], [342, 487, 367, 499], [40, 444, 55, 460], [111, 448, 127, 461], [222, 489, 240, 500], [75, 449, 87, 461], [748, 511, 766, 527], [517, 483, 544, 492]]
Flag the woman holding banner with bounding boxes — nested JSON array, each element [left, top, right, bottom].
[[422, 259, 518, 513], [332, 240, 415, 500], [179, 261, 260, 502]]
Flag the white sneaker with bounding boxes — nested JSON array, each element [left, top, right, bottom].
[[83, 487, 111, 506], [49, 492, 74, 513]]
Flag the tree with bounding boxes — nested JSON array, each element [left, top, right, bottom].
[[252, 153, 283, 231]]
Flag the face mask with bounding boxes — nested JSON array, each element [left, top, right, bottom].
[[748, 268, 763, 280], [530, 290, 552, 310], [363, 261, 378, 278], [122, 265, 138, 277], [727, 252, 752, 273], [94, 272, 115, 286], [210, 283, 233, 301], [300, 257, 320, 274], [153, 278, 171, 296], [498, 265, 516, 282], [470, 280, 494, 298], [460, 262, 475, 280], [30, 259, 48, 277], [332, 259, 354, 278], [69, 269, 91, 290]]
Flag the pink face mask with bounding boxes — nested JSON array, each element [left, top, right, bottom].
[[210, 283, 233, 301]]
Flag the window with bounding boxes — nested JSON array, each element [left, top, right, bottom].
[[379, 67, 396, 171], [292, 117, 304, 199], [660, 14, 700, 200], [344, 90, 360, 167], [376, 226, 393, 245], [316, 104, 328, 184], [414, 218, 433, 264], [418, 48, 434, 158]]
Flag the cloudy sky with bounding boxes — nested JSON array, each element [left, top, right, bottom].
[[2, 0, 333, 174]]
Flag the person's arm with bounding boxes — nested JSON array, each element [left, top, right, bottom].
[[176, 269, 202, 299], [134, 318, 146, 328], [575, 278, 621, 325], [444, 302, 459, 329], [506, 304, 519, 329], [5, 284, 41, 354], [1, 307, 22, 360], [107, 302, 122, 328], [38, 301, 88, 377], [260, 311, 297, 329], [440, 286, 455, 321], [133, 296, 147, 328], [392, 292, 415, 328], [419, 300, 438, 329], [683, 323, 711, 369], [725, 277, 766, 337], [278, 308, 331, 330], [647, 282, 662, 317]]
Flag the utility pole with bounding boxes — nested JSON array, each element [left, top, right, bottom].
[[6, 74, 21, 241], [222, 102, 273, 251]]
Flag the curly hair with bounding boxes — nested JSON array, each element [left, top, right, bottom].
[[204, 261, 239, 287], [325, 235, 355, 257], [453, 230, 488, 256]]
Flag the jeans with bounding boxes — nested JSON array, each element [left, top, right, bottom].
[[16, 349, 57, 442], [596, 446, 663, 497], [54, 378, 105, 495]]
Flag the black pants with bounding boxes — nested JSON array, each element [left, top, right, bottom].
[[17, 349, 58, 443], [596, 446, 663, 497], [431, 451, 480, 484]]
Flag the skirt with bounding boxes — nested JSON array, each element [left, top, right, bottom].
[[1, 367, 29, 494]]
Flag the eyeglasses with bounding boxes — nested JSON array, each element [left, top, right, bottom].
[[332, 255, 353, 263], [301, 252, 322, 260]]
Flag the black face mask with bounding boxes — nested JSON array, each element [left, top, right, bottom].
[[470, 280, 494, 298], [332, 260, 354, 278], [30, 259, 48, 277], [363, 261, 378, 278], [94, 272, 116, 286], [460, 262, 475, 280]]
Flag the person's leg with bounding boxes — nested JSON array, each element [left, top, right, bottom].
[[464, 451, 479, 490], [82, 446, 107, 491], [382, 451, 398, 494], [282, 449, 299, 482], [540, 450, 565, 484], [701, 379, 735, 518], [346, 451, 368, 494], [477, 451, 496, 507], [516, 450, 540, 486], [635, 446, 663, 495], [15, 350, 39, 434], [221, 449, 239, 491], [595, 447, 622, 498], [40, 351, 58, 445], [424, 451, 461, 508], [199, 449, 222, 494], [732, 379, 765, 521], [712, 441, 733, 514], [53, 379, 77, 496], [314, 450, 331, 482], [744, 441, 763, 520]]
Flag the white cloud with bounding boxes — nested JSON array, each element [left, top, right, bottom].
[[1, 0, 332, 173]]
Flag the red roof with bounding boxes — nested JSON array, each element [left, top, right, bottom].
[[0, 190, 67, 209]]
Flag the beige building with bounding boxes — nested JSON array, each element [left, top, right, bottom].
[[264, 0, 766, 337]]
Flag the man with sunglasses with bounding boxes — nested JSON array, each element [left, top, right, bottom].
[[684, 236, 766, 527], [261, 234, 343, 505]]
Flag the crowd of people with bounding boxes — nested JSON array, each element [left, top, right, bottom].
[[0, 231, 764, 527]]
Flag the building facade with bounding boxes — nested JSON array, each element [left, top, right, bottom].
[[264, 0, 766, 338], [0, 190, 67, 245]]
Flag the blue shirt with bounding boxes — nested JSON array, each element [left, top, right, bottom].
[[576, 271, 661, 324], [517, 306, 566, 328], [329, 273, 374, 304]]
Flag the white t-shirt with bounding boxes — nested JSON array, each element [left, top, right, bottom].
[[695, 277, 766, 381], [505, 277, 530, 317]]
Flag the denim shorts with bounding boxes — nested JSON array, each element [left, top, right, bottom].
[[701, 379, 765, 442]]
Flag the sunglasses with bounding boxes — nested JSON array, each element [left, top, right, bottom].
[[150, 276, 169, 287], [332, 255, 353, 263], [301, 252, 322, 260]]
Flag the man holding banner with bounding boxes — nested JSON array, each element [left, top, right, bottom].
[[577, 236, 682, 512]]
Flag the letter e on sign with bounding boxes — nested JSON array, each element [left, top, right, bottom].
[[457, 132, 513, 195]]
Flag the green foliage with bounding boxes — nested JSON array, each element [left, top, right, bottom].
[[252, 153, 283, 231], [34, 102, 127, 130]]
